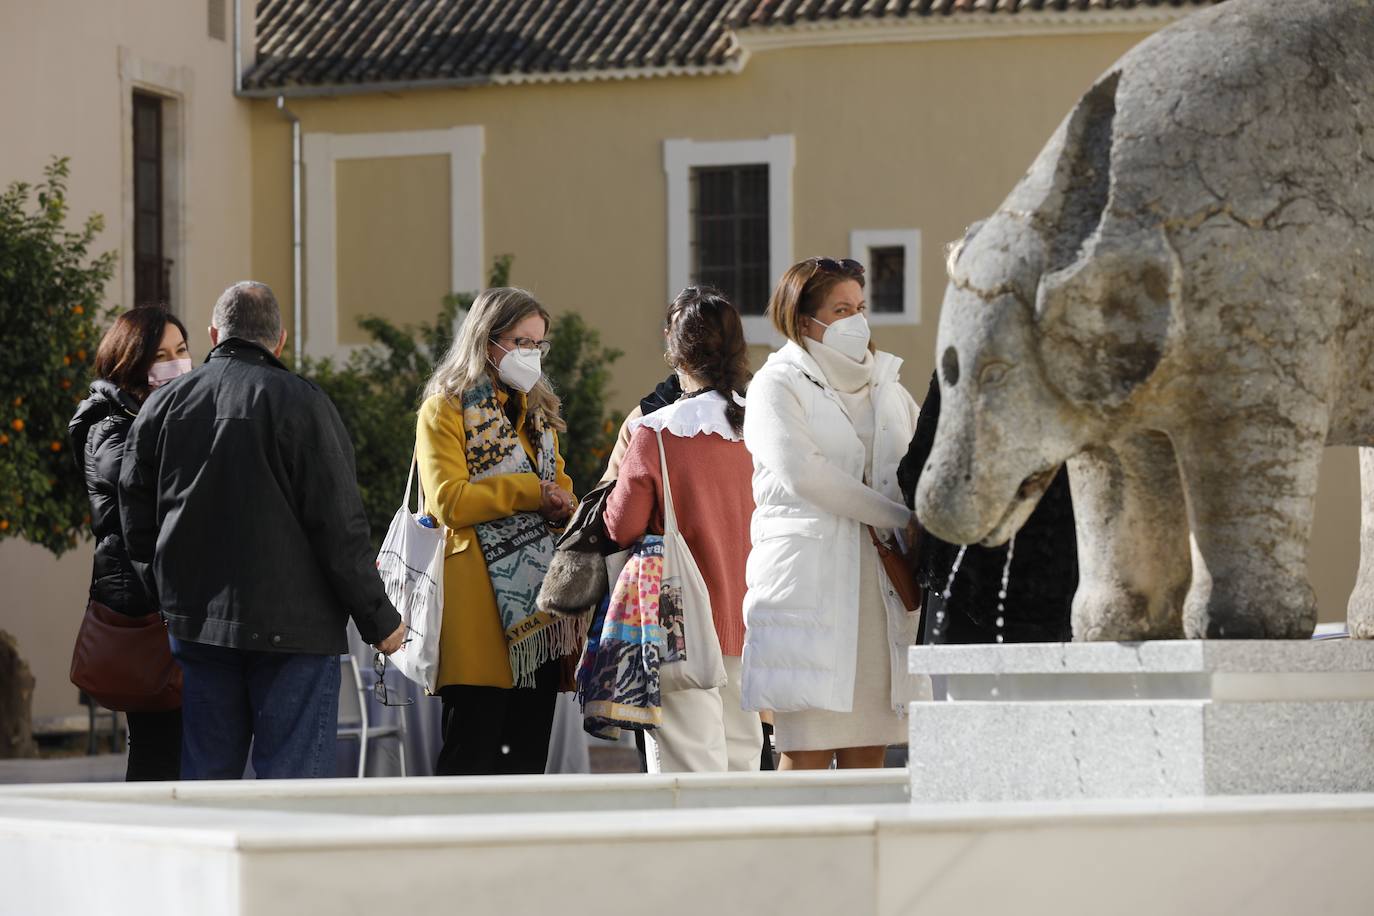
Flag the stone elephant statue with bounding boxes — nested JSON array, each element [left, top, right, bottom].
[[915, 0, 1374, 640]]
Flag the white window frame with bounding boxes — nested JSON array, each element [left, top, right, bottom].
[[664, 135, 794, 345], [302, 126, 485, 359], [849, 229, 922, 326]]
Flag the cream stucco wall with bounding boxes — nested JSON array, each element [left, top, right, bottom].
[[0, 0, 254, 721], [335, 154, 453, 346], [248, 28, 1361, 627]]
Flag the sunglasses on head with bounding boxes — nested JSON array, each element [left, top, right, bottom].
[[808, 257, 865, 277]]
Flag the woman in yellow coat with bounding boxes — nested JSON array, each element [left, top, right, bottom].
[[416, 287, 576, 776]]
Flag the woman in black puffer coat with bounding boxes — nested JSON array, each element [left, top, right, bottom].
[[69, 306, 193, 780], [897, 371, 1078, 645]]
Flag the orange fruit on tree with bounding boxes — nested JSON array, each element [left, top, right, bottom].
[[73, 305, 84, 315], [76, 349, 86, 361], [50, 441, 62, 453], [0, 520, 9, 531], [10, 419, 23, 432]]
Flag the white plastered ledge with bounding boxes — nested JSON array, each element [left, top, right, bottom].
[[4, 776, 1374, 916]]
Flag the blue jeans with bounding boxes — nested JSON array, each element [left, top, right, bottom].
[[169, 637, 339, 779]]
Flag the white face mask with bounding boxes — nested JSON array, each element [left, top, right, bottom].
[[148, 358, 193, 390], [812, 313, 871, 361], [492, 342, 543, 393]]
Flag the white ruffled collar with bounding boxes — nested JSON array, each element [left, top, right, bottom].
[[629, 389, 744, 442]]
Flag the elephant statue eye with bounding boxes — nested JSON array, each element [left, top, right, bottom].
[[979, 362, 1010, 388], [941, 347, 960, 386]]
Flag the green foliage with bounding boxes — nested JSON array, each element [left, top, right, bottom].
[[300, 254, 621, 547], [543, 312, 623, 494], [0, 158, 115, 556]]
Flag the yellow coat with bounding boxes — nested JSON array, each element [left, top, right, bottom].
[[416, 389, 574, 690]]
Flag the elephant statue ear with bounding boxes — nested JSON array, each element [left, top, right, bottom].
[[1015, 70, 1120, 274], [1025, 69, 1176, 410], [1035, 226, 1177, 411]]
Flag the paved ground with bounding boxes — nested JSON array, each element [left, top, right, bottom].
[[0, 753, 125, 784]]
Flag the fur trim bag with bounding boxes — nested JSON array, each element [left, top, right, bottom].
[[538, 480, 619, 615]]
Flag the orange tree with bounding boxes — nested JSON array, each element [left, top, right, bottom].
[[0, 158, 114, 555]]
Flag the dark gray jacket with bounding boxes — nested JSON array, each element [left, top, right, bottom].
[[119, 339, 401, 654]]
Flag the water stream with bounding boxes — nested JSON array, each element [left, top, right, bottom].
[[930, 544, 968, 641], [994, 535, 1016, 644]]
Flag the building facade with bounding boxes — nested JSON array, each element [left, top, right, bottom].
[[7, 0, 1360, 727]]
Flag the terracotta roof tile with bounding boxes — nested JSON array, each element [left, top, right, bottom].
[[244, 0, 1226, 93]]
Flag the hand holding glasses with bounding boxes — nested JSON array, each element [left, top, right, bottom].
[[372, 625, 420, 707]]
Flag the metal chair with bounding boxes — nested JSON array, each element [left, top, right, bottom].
[[336, 654, 408, 777]]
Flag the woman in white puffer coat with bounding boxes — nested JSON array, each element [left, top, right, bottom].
[[741, 257, 923, 770]]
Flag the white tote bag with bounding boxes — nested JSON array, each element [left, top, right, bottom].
[[374, 455, 446, 693], [654, 428, 727, 694]]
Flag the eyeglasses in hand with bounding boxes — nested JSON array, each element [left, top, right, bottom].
[[372, 633, 419, 707]]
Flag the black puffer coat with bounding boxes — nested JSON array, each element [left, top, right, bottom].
[[69, 380, 154, 617], [897, 372, 1077, 643]]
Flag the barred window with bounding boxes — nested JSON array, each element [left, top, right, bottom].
[[690, 164, 770, 316], [868, 245, 905, 315], [133, 92, 170, 309]]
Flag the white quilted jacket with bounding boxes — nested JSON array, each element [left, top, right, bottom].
[[740, 341, 922, 713]]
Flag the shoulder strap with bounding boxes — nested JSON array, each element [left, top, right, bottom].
[[654, 428, 678, 536], [405, 449, 424, 515]]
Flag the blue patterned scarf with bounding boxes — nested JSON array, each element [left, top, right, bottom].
[[462, 379, 582, 687]]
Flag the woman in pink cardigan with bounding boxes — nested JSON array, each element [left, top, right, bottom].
[[602, 287, 761, 772]]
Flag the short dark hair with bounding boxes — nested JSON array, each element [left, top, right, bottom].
[[666, 286, 751, 434], [212, 281, 281, 349], [93, 306, 190, 403]]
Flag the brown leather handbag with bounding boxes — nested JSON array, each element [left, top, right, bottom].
[[70, 600, 182, 711], [868, 523, 924, 616]]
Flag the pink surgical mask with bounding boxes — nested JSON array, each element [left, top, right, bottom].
[[148, 358, 193, 389]]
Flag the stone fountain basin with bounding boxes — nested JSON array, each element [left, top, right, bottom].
[[4, 772, 1374, 916]]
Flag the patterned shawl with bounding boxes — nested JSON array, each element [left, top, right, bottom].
[[576, 537, 667, 739], [462, 379, 583, 687]]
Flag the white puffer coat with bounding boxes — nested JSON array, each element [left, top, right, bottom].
[[740, 341, 922, 713]]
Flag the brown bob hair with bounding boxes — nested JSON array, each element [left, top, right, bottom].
[[765, 257, 867, 345], [93, 305, 189, 403], [666, 286, 751, 435]]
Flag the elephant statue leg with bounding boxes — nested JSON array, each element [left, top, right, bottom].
[[1173, 417, 1323, 639], [1068, 430, 1191, 641], [1347, 448, 1374, 638]]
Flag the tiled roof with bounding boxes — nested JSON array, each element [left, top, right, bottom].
[[243, 0, 1226, 94], [737, 0, 1224, 27]]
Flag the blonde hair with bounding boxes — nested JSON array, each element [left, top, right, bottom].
[[423, 287, 566, 433]]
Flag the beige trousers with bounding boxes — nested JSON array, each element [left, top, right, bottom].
[[647, 656, 762, 773]]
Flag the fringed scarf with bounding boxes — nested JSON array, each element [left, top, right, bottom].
[[462, 379, 583, 687]]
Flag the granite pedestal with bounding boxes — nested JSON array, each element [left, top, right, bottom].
[[907, 640, 1374, 802]]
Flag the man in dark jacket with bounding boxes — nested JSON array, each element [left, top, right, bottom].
[[120, 281, 403, 779]]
